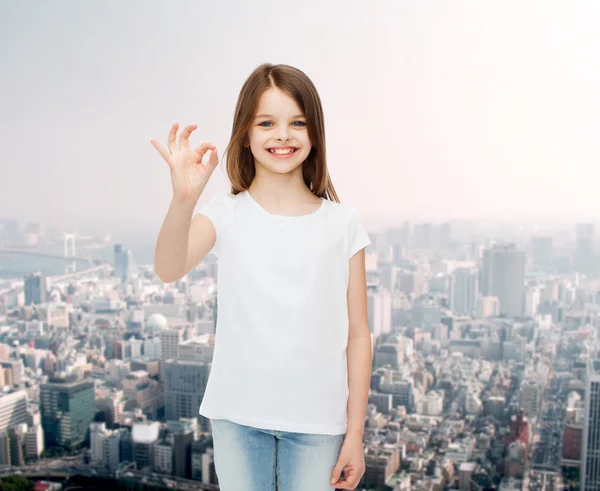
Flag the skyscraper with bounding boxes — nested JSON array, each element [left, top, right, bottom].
[[114, 243, 130, 284], [164, 359, 210, 423], [0, 390, 28, 433], [531, 236, 553, 270], [40, 375, 95, 449], [575, 223, 595, 277], [438, 222, 451, 250], [413, 223, 433, 249], [24, 272, 47, 306], [480, 243, 526, 318], [582, 360, 600, 490], [449, 268, 479, 316]]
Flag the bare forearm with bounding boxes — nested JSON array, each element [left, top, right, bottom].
[[154, 198, 196, 282], [346, 332, 372, 440]]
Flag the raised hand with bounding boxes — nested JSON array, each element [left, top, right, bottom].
[[151, 123, 219, 204]]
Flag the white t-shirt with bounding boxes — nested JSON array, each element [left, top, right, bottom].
[[197, 189, 371, 435]]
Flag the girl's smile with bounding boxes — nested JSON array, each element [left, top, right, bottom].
[[267, 146, 299, 158]]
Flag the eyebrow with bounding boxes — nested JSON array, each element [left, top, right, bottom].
[[255, 114, 306, 119]]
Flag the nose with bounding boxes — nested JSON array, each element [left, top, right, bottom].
[[275, 126, 291, 142]]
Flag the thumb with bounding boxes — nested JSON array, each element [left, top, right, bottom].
[[330, 461, 345, 485], [203, 148, 219, 173]]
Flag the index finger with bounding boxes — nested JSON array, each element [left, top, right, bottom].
[[179, 124, 197, 149], [150, 139, 172, 167], [167, 122, 179, 153]]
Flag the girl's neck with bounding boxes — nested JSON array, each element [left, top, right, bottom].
[[247, 179, 317, 204]]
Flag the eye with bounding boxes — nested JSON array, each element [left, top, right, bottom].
[[258, 121, 306, 127]]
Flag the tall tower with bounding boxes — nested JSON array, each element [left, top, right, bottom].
[[449, 268, 479, 316], [575, 223, 595, 277], [480, 243, 526, 318], [63, 233, 76, 274], [113, 244, 130, 283], [582, 360, 600, 490], [531, 236, 553, 270], [24, 272, 47, 306]]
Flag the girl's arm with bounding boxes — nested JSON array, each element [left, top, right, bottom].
[[345, 248, 372, 440], [154, 198, 216, 283]]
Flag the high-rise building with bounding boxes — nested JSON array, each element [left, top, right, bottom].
[[480, 244, 526, 317], [449, 268, 478, 316], [413, 223, 433, 249], [132, 422, 160, 470], [575, 224, 595, 277], [0, 390, 28, 433], [582, 360, 600, 490], [154, 436, 174, 474], [24, 272, 47, 306], [531, 236, 553, 270], [563, 421, 583, 462], [40, 376, 95, 449], [7, 424, 27, 467], [519, 379, 540, 419], [166, 419, 196, 478], [438, 222, 451, 250], [24, 424, 44, 460], [160, 328, 185, 362], [398, 272, 427, 296], [367, 290, 392, 338], [164, 359, 210, 423], [114, 243, 130, 284], [524, 287, 541, 317]]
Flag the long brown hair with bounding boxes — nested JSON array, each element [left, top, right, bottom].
[[220, 63, 340, 203]]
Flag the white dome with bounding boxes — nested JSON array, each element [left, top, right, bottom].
[[145, 313, 169, 331]]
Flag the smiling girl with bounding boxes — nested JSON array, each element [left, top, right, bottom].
[[151, 63, 372, 491]]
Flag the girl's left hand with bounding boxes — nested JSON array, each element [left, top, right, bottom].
[[330, 435, 366, 489]]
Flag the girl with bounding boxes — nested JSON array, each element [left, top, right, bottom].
[[151, 63, 372, 491]]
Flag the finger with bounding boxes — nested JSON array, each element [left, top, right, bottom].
[[336, 478, 358, 489], [194, 146, 219, 175], [333, 476, 354, 490], [150, 139, 173, 168], [194, 142, 216, 162], [330, 464, 345, 486], [179, 124, 197, 149], [205, 148, 219, 172], [167, 122, 179, 154]]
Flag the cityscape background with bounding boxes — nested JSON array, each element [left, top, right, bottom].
[[1, 1, 600, 490]]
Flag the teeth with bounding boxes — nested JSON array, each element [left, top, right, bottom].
[[269, 148, 295, 155]]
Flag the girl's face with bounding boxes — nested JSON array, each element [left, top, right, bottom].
[[247, 87, 312, 177]]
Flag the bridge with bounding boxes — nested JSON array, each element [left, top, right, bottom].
[[0, 263, 113, 297], [0, 248, 106, 264], [0, 231, 115, 276], [0, 232, 140, 295]]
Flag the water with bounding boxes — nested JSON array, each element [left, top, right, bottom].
[[0, 240, 155, 280]]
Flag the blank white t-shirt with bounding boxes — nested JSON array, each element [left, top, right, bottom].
[[197, 189, 371, 435]]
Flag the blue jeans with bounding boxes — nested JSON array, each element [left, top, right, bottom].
[[210, 418, 346, 491]]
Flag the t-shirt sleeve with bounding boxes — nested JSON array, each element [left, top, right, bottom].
[[196, 192, 225, 258], [347, 205, 371, 259]]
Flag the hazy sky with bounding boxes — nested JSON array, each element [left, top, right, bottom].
[[1, 0, 599, 241]]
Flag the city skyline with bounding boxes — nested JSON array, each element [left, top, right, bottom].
[[1, 1, 600, 238], [0, 193, 599, 488], [2, 3, 600, 489]]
